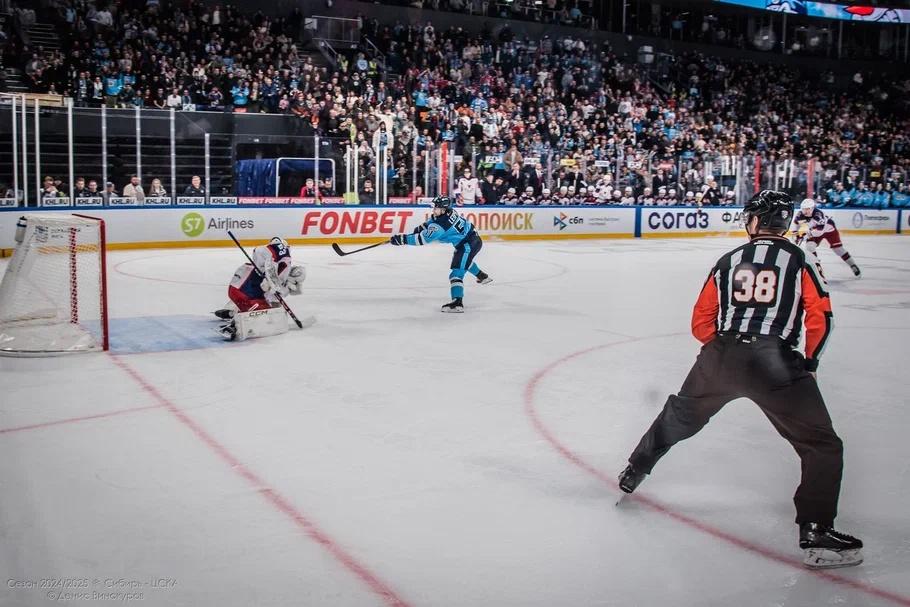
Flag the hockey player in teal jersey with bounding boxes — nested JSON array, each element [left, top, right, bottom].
[[389, 196, 492, 312]]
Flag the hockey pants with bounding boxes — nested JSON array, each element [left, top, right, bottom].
[[628, 333, 844, 526]]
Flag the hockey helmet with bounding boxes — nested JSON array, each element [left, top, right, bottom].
[[742, 190, 793, 231], [800, 198, 816, 215], [432, 196, 455, 210]]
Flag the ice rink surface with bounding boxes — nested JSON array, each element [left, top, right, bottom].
[[1, 235, 909, 607]]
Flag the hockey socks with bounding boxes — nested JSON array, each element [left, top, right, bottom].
[[832, 246, 861, 275], [449, 269, 466, 299]]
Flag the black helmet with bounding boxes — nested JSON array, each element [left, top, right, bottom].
[[432, 196, 455, 211], [742, 190, 793, 231]]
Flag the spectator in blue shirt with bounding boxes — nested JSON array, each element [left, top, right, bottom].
[[824, 183, 848, 207], [891, 185, 909, 207], [854, 183, 875, 207], [231, 82, 250, 109], [104, 71, 123, 97], [872, 183, 891, 208]]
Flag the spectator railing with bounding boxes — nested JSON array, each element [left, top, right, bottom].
[[308, 15, 361, 47], [1, 99, 905, 209]]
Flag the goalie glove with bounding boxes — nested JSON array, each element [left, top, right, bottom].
[[260, 272, 289, 298], [287, 265, 306, 296]]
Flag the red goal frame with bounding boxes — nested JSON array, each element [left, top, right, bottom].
[[72, 213, 109, 351]]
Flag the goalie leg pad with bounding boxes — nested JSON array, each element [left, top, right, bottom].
[[232, 306, 289, 341]]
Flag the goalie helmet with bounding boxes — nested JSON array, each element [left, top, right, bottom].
[[742, 190, 793, 231], [269, 236, 289, 249]]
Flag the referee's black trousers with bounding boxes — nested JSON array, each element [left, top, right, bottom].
[[629, 334, 844, 526]]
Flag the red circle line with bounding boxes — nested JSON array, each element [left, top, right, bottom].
[[523, 336, 910, 607]]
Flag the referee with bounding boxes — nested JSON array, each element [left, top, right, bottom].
[[618, 190, 863, 569]]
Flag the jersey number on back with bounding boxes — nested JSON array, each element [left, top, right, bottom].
[[732, 264, 778, 307], [449, 211, 467, 235]]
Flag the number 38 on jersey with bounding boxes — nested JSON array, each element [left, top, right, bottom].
[[732, 263, 779, 307]]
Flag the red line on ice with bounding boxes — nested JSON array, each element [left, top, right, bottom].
[[523, 337, 910, 607], [108, 354, 413, 607], [0, 404, 163, 435]]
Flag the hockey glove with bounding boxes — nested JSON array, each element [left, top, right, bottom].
[[287, 265, 305, 295], [389, 234, 406, 246], [260, 277, 289, 298]]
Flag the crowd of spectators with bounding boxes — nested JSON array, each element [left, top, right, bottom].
[[24, 173, 208, 202], [6, 1, 909, 207]]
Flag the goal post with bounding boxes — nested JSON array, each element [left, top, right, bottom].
[[0, 214, 109, 355]]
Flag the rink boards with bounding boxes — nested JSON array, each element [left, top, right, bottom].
[[0, 206, 904, 253]]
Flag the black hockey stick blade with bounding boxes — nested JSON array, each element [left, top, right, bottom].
[[331, 241, 387, 257]]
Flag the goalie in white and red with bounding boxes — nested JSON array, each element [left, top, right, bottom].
[[792, 199, 861, 277], [213, 237, 305, 341]]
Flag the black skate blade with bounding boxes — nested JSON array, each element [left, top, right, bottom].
[[615, 492, 631, 506]]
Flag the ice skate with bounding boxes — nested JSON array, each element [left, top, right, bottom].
[[213, 308, 234, 320], [851, 265, 861, 277], [476, 271, 493, 285], [800, 523, 863, 569], [441, 298, 464, 313], [616, 464, 647, 505], [217, 321, 238, 341]]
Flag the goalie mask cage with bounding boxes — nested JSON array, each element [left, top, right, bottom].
[[0, 214, 109, 355]]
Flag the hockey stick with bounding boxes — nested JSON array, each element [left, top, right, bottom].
[[331, 241, 387, 257], [227, 231, 304, 329]]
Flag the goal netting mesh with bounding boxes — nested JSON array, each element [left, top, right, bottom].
[[0, 214, 108, 355]]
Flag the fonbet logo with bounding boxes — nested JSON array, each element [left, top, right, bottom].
[[302, 210, 414, 235], [647, 210, 709, 230], [553, 212, 583, 231], [181, 213, 254, 238]]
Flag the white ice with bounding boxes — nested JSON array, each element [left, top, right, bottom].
[[1, 236, 909, 607]]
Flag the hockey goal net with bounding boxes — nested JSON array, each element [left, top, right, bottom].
[[0, 214, 109, 355]]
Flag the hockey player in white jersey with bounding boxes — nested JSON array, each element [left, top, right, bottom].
[[214, 237, 306, 340], [793, 199, 861, 277]]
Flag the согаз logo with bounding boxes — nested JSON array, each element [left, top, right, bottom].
[[648, 210, 709, 230]]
